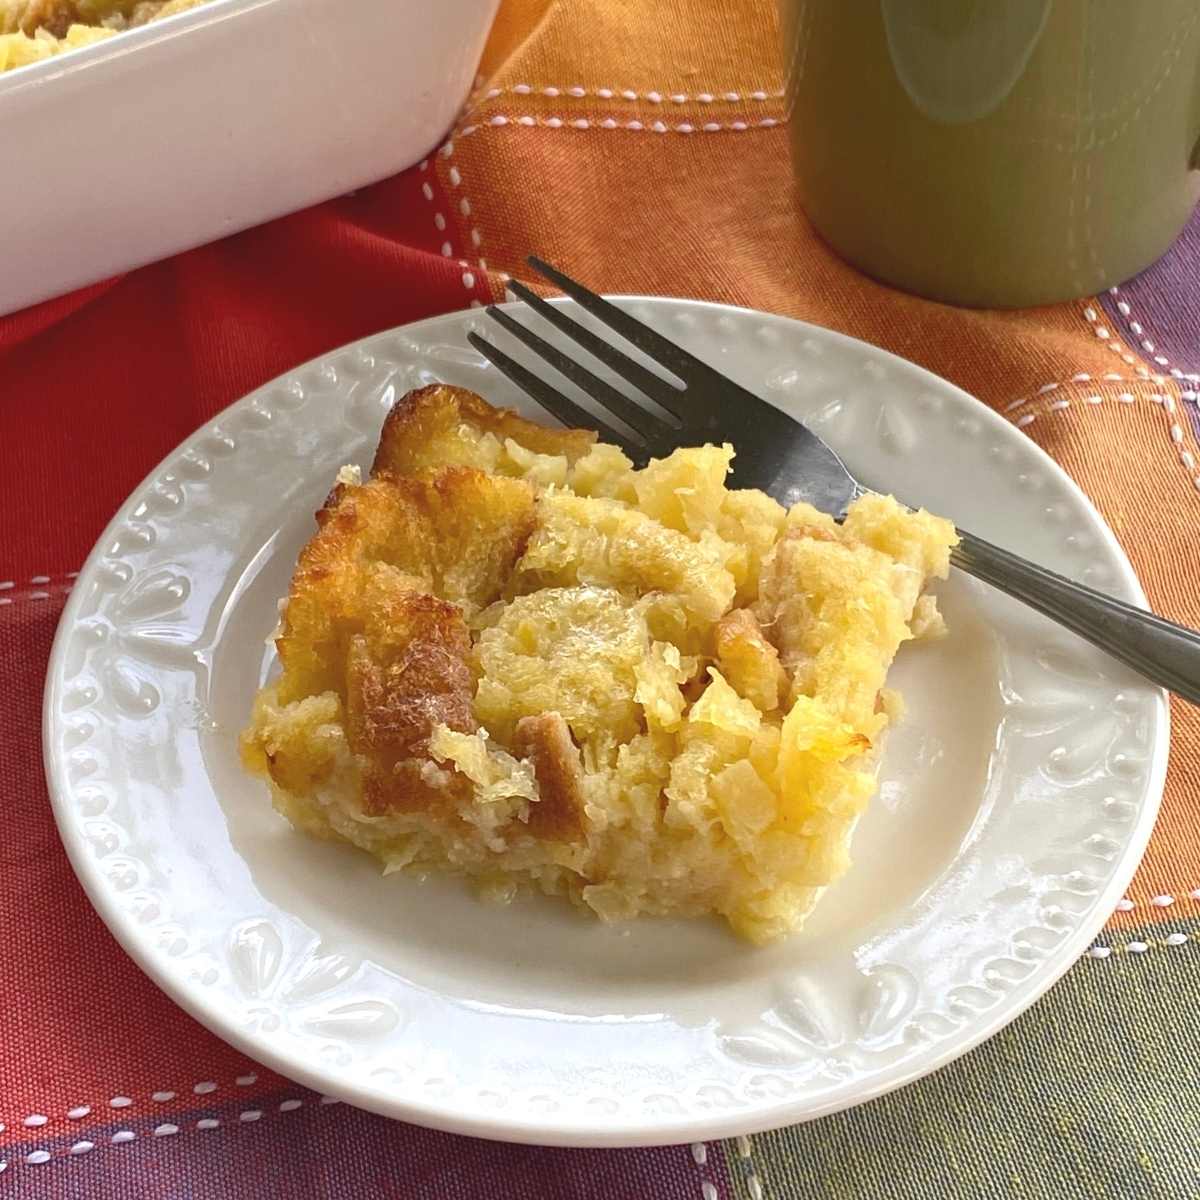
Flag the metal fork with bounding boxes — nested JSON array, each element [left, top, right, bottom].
[[468, 256, 1200, 705]]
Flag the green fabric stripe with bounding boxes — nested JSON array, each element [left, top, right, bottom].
[[719, 916, 1200, 1200]]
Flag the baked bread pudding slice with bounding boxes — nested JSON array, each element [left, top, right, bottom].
[[241, 384, 957, 943]]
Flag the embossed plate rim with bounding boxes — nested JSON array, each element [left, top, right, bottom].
[[43, 297, 1169, 1146]]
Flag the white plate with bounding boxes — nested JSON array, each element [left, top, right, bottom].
[[44, 299, 1168, 1147]]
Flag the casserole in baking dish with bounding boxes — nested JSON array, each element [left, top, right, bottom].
[[0, 0, 207, 70], [0, 0, 500, 315]]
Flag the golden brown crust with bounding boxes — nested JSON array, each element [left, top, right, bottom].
[[512, 713, 586, 842], [275, 467, 535, 701], [346, 594, 476, 818], [5, 0, 73, 35], [714, 608, 788, 711], [361, 757, 469, 818], [264, 385, 584, 820], [373, 384, 596, 478], [344, 605, 475, 758]]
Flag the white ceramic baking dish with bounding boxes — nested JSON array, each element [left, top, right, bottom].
[[0, 0, 499, 316]]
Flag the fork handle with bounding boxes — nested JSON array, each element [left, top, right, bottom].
[[952, 529, 1200, 704]]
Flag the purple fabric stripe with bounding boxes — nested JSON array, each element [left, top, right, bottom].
[[1099, 205, 1200, 379], [0, 1089, 733, 1199], [1099, 204, 1200, 439], [1184, 396, 1200, 443]]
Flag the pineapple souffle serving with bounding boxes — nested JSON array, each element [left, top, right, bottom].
[[241, 384, 957, 944]]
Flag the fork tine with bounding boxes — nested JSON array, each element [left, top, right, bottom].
[[484, 305, 673, 441], [527, 256, 719, 390], [467, 331, 644, 460], [506, 277, 688, 419]]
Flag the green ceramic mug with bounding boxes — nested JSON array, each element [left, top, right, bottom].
[[781, 0, 1200, 307]]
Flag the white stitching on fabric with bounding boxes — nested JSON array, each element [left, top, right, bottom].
[[0, 572, 76, 588], [1088, 295, 1200, 488], [10, 1099, 313, 1170], [1104, 287, 1200, 382], [431, 144, 490, 306], [1005, 374, 1162, 413], [456, 116, 783, 138], [1110, 892, 1197, 913], [463, 84, 784, 121], [419, 153, 487, 306], [5, 1078, 268, 1130], [1082, 302, 1142, 369], [418, 159, 453, 263], [1009, 390, 1174, 431], [690, 1141, 721, 1199], [498, 84, 780, 102], [727, 1132, 769, 1199], [0, 573, 76, 609], [1089, 932, 1196, 958]]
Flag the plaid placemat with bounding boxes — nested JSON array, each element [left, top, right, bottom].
[[1, 1, 1197, 1196]]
